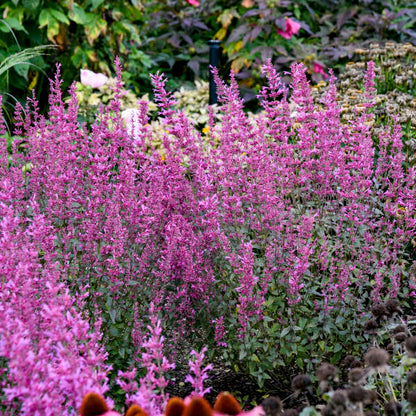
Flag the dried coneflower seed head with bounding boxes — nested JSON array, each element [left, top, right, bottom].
[[384, 400, 402, 416], [408, 391, 416, 404], [166, 397, 186, 416], [261, 396, 283, 416], [316, 363, 338, 381], [364, 319, 378, 334], [79, 393, 109, 416], [349, 368, 364, 384], [126, 405, 148, 416], [291, 374, 312, 392], [347, 387, 367, 403], [405, 336, 416, 357], [408, 370, 416, 387], [183, 397, 212, 416], [343, 355, 356, 368], [392, 325, 406, 334], [363, 389, 377, 406], [394, 332, 407, 342], [384, 299, 401, 316], [331, 390, 347, 407], [364, 348, 390, 371], [282, 410, 298, 416], [321, 406, 334, 416], [214, 392, 242, 415], [372, 303, 387, 319]]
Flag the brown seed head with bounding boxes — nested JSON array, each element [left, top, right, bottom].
[[408, 370, 416, 387], [365, 389, 377, 405], [351, 360, 363, 369], [316, 363, 338, 382], [166, 397, 185, 416], [384, 400, 402, 416], [372, 303, 387, 320], [408, 390, 416, 405], [183, 397, 212, 416], [384, 299, 401, 316], [405, 336, 416, 357], [282, 410, 298, 416], [364, 319, 378, 334], [349, 368, 364, 384], [347, 387, 367, 403], [291, 374, 312, 392], [394, 332, 407, 342], [79, 393, 109, 416], [214, 392, 242, 415], [261, 396, 283, 416], [126, 404, 148, 416], [364, 348, 390, 371], [343, 355, 356, 368], [392, 325, 406, 334], [331, 390, 347, 407]]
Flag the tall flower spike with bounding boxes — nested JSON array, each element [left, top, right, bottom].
[[185, 347, 213, 397]]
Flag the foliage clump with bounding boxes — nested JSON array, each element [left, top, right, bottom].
[[0, 58, 415, 412]]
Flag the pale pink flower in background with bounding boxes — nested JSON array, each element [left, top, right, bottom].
[[187, 0, 200, 6], [313, 62, 329, 79], [277, 17, 301, 39], [80, 69, 108, 88]]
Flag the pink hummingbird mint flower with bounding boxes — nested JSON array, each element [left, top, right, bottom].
[[187, 0, 200, 6], [277, 18, 301, 39], [80, 69, 108, 88], [313, 62, 329, 79]]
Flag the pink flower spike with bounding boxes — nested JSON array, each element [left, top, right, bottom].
[[80, 69, 108, 88], [277, 18, 301, 39], [313, 62, 329, 79], [187, 0, 200, 6]]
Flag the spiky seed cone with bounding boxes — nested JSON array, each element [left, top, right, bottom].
[[261, 396, 283, 416], [384, 400, 402, 416], [405, 336, 416, 357], [166, 397, 186, 416], [183, 396, 212, 416], [126, 404, 148, 416], [214, 392, 242, 415], [79, 392, 109, 416]]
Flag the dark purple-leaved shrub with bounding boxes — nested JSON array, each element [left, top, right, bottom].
[[0, 57, 415, 396]]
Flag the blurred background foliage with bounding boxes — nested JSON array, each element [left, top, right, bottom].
[[1, 0, 416, 111]]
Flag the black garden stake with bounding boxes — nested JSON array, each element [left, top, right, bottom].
[[208, 40, 221, 105]]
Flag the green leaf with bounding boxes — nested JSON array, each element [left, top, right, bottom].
[[91, 0, 105, 9], [13, 63, 29, 80], [109, 309, 116, 323], [46, 18, 59, 42], [69, 4, 90, 25], [318, 340, 325, 352], [71, 46, 87, 68], [22, 0, 40, 10], [85, 14, 107, 44], [0, 17, 27, 34], [281, 327, 290, 337], [49, 9, 70, 24], [299, 407, 319, 416], [38, 9, 51, 27]]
